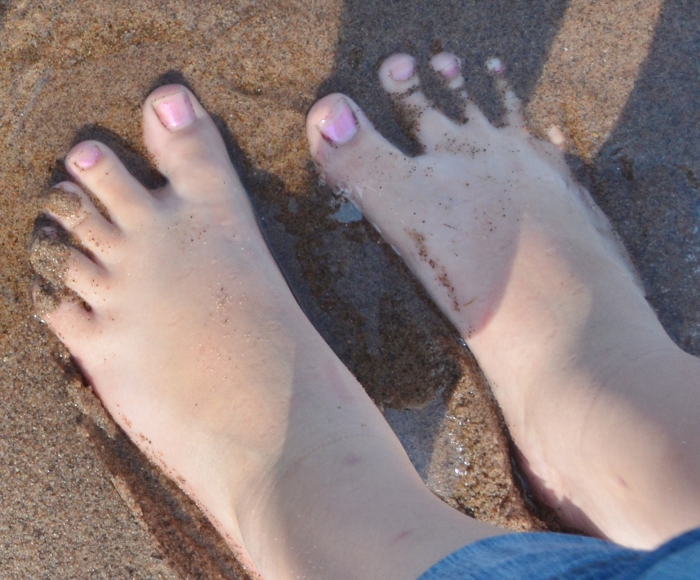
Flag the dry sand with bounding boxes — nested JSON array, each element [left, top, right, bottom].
[[1, 0, 699, 577]]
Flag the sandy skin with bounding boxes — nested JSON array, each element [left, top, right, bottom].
[[32, 52, 700, 577]]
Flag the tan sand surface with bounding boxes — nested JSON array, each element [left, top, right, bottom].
[[1, 0, 699, 576]]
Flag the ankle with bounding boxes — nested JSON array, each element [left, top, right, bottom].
[[236, 427, 501, 579], [236, 431, 406, 577]]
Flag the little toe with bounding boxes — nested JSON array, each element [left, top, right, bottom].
[[487, 58, 525, 130], [46, 182, 120, 259], [65, 141, 156, 230], [306, 93, 409, 210], [143, 85, 245, 203]]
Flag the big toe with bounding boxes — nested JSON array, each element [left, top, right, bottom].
[[142, 85, 244, 202], [306, 93, 408, 211]]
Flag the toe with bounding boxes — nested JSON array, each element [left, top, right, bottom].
[[429, 52, 493, 131], [306, 93, 409, 209], [379, 53, 471, 152], [378, 54, 436, 121], [378, 54, 422, 97], [143, 84, 245, 202], [487, 58, 525, 129], [62, 247, 109, 305], [65, 141, 156, 230], [34, 284, 95, 345], [430, 52, 466, 91], [30, 232, 107, 305], [430, 54, 497, 136], [46, 182, 120, 260]]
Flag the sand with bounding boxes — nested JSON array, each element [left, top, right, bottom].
[[1, 0, 699, 577]]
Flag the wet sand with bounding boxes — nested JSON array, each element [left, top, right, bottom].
[[1, 0, 699, 576]]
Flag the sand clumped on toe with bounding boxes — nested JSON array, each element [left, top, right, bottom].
[[1, 0, 699, 576], [28, 233, 70, 288], [45, 187, 83, 221]]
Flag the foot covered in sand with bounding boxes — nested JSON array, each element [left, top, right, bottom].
[[32, 84, 501, 578], [307, 53, 700, 548]]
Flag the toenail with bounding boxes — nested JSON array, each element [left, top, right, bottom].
[[486, 57, 505, 76], [72, 143, 101, 170], [431, 53, 461, 80], [388, 56, 415, 82], [152, 90, 196, 130], [317, 98, 358, 146]]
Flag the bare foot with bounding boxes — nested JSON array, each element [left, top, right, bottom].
[[32, 85, 500, 579], [307, 53, 700, 549]]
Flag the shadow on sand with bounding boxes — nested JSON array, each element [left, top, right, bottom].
[[592, 0, 700, 354]]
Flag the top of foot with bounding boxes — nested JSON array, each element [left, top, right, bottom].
[[32, 81, 501, 579], [306, 52, 681, 547]]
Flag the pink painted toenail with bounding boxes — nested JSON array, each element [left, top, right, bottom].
[[388, 56, 415, 82], [152, 90, 195, 130], [431, 53, 461, 80], [486, 57, 505, 76], [73, 143, 101, 170], [318, 98, 358, 146]]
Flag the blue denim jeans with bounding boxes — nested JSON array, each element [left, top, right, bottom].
[[419, 527, 700, 579]]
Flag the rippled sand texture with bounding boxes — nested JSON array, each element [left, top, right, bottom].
[[1, 0, 699, 576]]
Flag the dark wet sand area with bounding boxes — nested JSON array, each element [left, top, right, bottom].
[[1, 0, 699, 576]]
